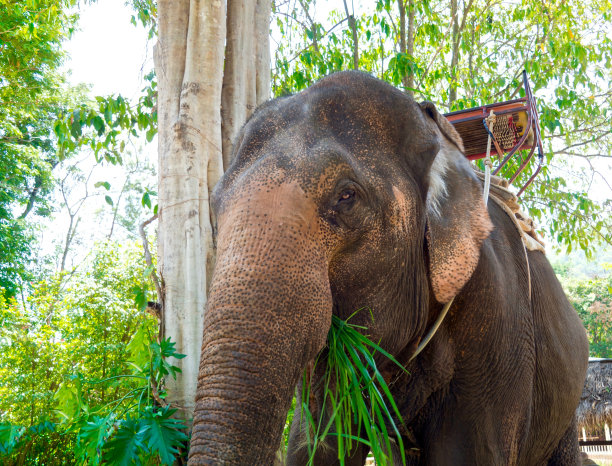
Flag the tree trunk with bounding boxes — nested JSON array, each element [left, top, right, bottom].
[[448, 0, 474, 107], [398, 0, 416, 96], [343, 0, 359, 70], [222, 0, 271, 170], [156, 0, 271, 420], [449, 0, 459, 107], [255, 0, 272, 105], [406, 0, 416, 94], [398, 0, 406, 56], [155, 0, 226, 419]]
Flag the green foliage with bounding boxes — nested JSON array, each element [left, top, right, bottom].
[[0, 241, 188, 465], [102, 408, 188, 466], [103, 416, 143, 466], [128, 0, 157, 39], [300, 313, 408, 465], [53, 72, 157, 165], [0, 421, 77, 464], [0, 0, 86, 297], [556, 262, 612, 357], [139, 407, 189, 464], [271, 0, 612, 255], [0, 0, 159, 298]]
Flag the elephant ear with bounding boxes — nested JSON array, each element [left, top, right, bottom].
[[420, 101, 493, 303]]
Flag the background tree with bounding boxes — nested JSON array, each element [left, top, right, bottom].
[[569, 272, 612, 358], [553, 252, 612, 358]]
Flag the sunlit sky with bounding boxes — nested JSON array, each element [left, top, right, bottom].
[[63, 0, 152, 98]]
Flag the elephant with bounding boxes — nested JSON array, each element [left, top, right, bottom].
[[188, 71, 589, 465]]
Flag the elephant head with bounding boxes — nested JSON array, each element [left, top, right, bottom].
[[188, 71, 493, 464]]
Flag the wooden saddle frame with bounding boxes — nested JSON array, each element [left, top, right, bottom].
[[444, 71, 545, 196]]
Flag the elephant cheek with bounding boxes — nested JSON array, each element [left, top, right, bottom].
[[189, 182, 332, 465]]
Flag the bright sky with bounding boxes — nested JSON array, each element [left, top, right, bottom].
[[63, 0, 152, 98]]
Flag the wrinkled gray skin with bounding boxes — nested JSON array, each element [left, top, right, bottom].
[[188, 71, 588, 465]]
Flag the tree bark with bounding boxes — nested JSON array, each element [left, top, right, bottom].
[[221, 0, 254, 170], [397, 0, 416, 96], [222, 0, 271, 170], [449, 0, 475, 107], [255, 0, 272, 105], [398, 0, 406, 56], [449, 0, 459, 107], [155, 0, 226, 419], [343, 0, 359, 70], [406, 0, 416, 94]]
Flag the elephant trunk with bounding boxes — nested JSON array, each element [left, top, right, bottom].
[[188, 182, 332, 465]]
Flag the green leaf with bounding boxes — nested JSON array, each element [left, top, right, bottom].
[[104, 105, 113, 124], [0, 424, 25, 454], [53, 378, 85, 422], [70, 110, 83, 138], [103, 416, 144, 466], [92, 115, 106, 136], [77, 416, 113, 465], [133, 286, 147, 312], [151, 338, 186, 380], [127, 323, 152, 371], [143, 265, 155, 279], [95, 181, 111, 191], [105, 195, 114, 206], [142, 192, 151, 209], [139, 407, 188, 465], [145, 127, 156, 142]]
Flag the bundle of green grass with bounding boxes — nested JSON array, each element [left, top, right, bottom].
[[298, 314, 408, 466]]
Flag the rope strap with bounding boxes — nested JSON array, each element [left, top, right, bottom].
[[483, 111, 496, 206]]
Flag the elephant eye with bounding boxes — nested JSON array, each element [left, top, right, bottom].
[[338, 189, 355, 203]]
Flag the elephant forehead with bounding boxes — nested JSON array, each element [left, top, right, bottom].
[[221, 77, 419, 192], [220, 137, 381, 204]]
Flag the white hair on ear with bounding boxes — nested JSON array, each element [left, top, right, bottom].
[[426, 143, 452, 218]]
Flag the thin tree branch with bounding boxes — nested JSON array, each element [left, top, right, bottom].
[[544, 121, 610, 138], [557, 132, 610, 153], [271, 18, 348, 71], [275, 10, 309, 31], [555, 151, 612, 159], [342, 0, 359, 69], [139, 214, 163, 315], [384, 6, 400, 53]]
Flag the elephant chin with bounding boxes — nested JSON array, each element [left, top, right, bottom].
[[188, 182, 333, 465]]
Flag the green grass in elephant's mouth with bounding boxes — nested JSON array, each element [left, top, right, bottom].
[[295, 311, 409, 466]]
